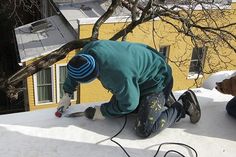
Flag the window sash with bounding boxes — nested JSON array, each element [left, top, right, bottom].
[[189, 47, 206, 75], [159, 45, 170, 62], [36, 67, 54, 104], [59, 66, 67, 99], [58, 65, 75, 100]]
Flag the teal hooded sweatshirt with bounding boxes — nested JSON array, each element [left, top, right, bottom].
[[63, 40, 172, 117]]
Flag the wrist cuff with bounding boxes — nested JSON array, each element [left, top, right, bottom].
[[93, 106, 105, 120], [65, 93, 73, 98]]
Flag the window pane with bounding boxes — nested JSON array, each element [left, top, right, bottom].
[[189, 47, 206, 75], [189, 60, 201, 73], [59, 66, 67, 99], [159, 45, 170, 62], [59, 66, 74, 99], [37, 68, 51, 85], [37, 68, 52, 103], [59, 66, 67, 82], [38, 85, 52, 102], [160, 47, 167, 56]]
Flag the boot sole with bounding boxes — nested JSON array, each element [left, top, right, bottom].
[[187, 90, 201, 124]]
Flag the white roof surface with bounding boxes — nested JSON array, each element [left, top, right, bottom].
[[0, 88, 235, 157], [54, 0, 130, 28], [14, 15, 77, 63], [54, 0, 236, 28]]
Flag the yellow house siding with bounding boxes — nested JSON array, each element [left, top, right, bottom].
[[79, 80, 112, 103], [25, 3, 236, 110], [79, 21, 198, 89], [26, 75, 34, 111], [78, 16, 236, 103]]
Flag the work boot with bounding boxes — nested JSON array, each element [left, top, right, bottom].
[[178, 90, 201, 124]]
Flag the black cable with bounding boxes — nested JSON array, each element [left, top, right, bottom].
[[110, 115, 130, 157], [154, 142, 198, 157], [164, 150, 185, 157], [110, 116, 198, 157]]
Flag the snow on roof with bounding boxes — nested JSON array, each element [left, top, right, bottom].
[[0, 88, 235, 157], [14, 15, 77, 63], [53, 0, 130, 28], [202, 70, 236, 90]]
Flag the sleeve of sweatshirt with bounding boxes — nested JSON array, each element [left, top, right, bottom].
[[100, 77, 140, 117], [63, 75, 78, 95]]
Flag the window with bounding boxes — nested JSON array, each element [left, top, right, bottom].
[[188, 47, 207, 79], [159, 45, 170, 62], [34, 67, 55, 105], [59, 65, 67, 99], [56, 64, 76, 102]]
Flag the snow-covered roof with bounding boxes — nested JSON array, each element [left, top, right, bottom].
[[53, 0, 236, 29], [0, 88, 235, 157], [53, 0, 130, 29], [14, 15, 77, 63], [202, 70, 236, 89]]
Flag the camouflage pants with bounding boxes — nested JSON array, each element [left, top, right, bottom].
[[134, 92, 181, 138], [226, 96, 236, 118]]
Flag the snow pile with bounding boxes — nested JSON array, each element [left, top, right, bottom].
[[202, 70, 236, 90]]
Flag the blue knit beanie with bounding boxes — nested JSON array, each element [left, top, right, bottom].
[[67, 54, 98, 83]]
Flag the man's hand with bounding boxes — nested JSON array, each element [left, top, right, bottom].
[[55, 93, 72, 117], [84, 106, 105, 120]]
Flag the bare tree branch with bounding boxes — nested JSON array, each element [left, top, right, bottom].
[[91, 0, 121, 40], [2, 0, 236, 99], [0, 39, 90, 100]]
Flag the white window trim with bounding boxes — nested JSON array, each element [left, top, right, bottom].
[[33, 66, 55, 105], [56, 64, 77, 103], [187, 73, 203, 80], [77, 16, 132, 25]]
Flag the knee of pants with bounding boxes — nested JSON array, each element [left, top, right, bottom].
[[135, 122, 164, 138], [226, 98, 236, 118], [135, 126, 152, 138]]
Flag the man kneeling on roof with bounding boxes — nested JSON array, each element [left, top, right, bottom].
[[56, 40, 201, 138]]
